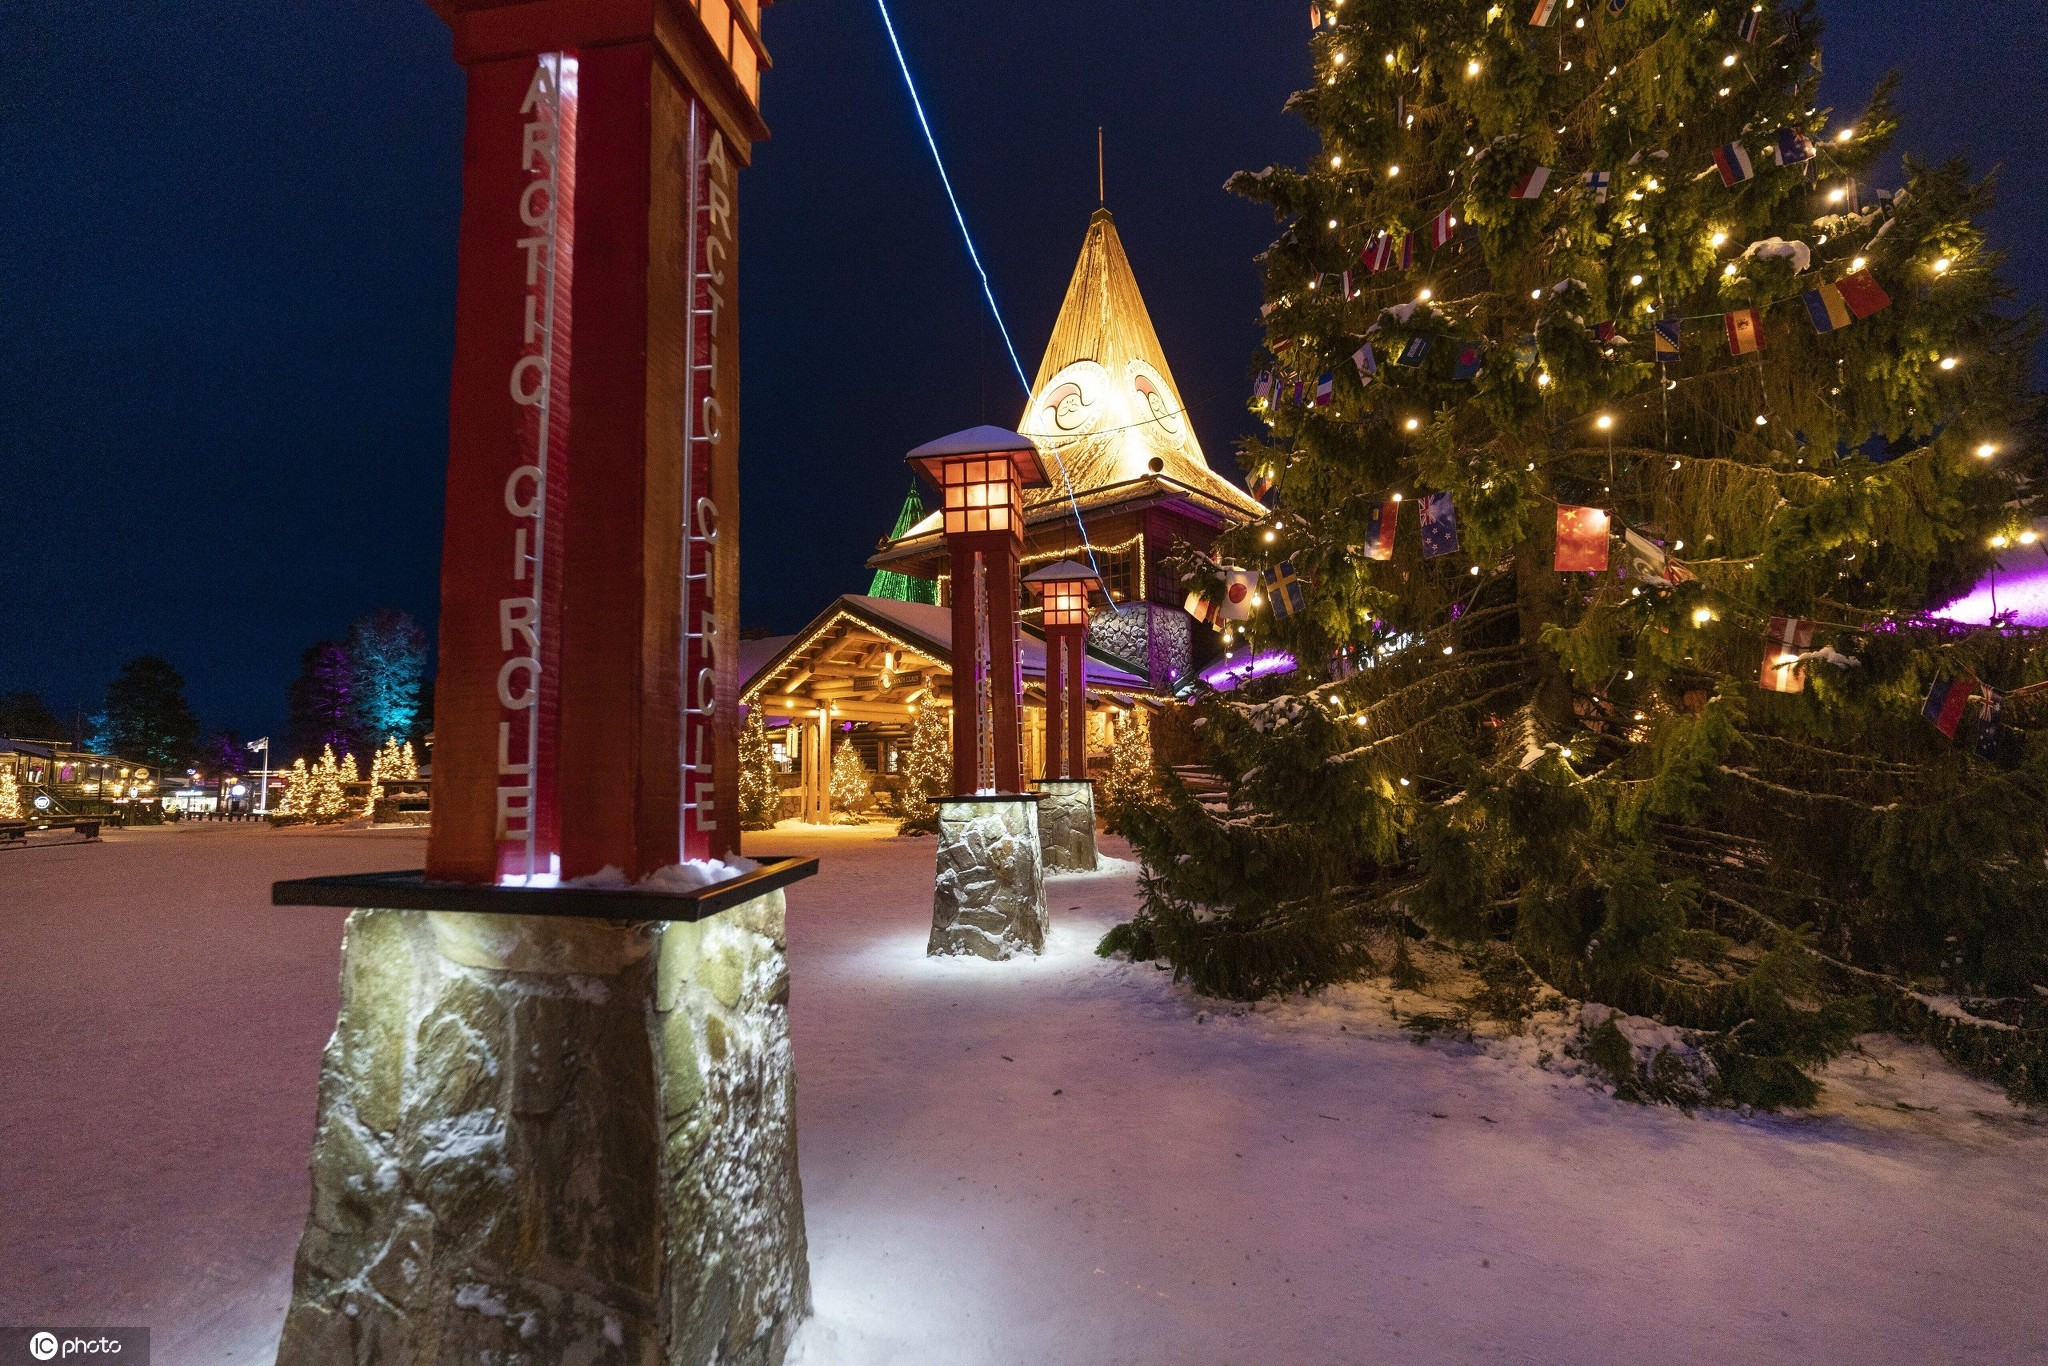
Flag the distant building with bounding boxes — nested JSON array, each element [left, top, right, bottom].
[[742, 208, 1260, 820], [0, 738, 159, 812]]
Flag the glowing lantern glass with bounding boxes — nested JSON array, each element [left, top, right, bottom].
[[940, 458, 1019, 536], [1024, 560, 1102, 626]]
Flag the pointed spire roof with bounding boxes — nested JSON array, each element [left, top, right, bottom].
[[1017, 208, 1264, 520], [867, 482, 940, 604]]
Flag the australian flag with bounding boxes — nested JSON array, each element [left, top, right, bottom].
[[1420, 492, 1460, 559]]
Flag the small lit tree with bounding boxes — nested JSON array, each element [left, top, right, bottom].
[[830, 739, 872, 820], [1099, 708, 1159, 834], [739, 708, 782, 830], [308, 746, 350, 823], [0, 769, 21, 821], [367, 736, 415, 816], [274, 758, 313, 823], [896, 704, 952, 834]]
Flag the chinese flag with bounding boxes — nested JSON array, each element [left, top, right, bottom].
[[1555, 505, 1611, 572]]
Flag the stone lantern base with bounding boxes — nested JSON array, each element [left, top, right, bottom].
[[273, 886, 810, 1366], [1032, 779, 1099, 873], [929, 795, 1047, 958]]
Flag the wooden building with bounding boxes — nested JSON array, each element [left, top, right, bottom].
[[741, 207, 1259, 818]]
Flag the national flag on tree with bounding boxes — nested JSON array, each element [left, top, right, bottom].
[[1250, 468, 1275, 501], [1607, 0, 1628, 14], [1362, 500, 1399, 560], [1397, 233, 1416, 270], [1803, 282, 1854, 334], [1737, 8, 1762, 42], [1364, 233, 1396, 272], [1183, 589, 1219, 628], [1510, 166, 1552, 200], [1428, 208, 1458, 248], [1758, 616, 1816, 693], [1654, 318, 1682, 362], [1263, 561, 1308, 620], [1529, 0, 1559, 27], [1622, 527, 1685, 586], [1397, 336, 1432, 366], [1924, 676, 1976, 739], [1772, 128, 1816, 166], [1309, 4, 1323, 28], [1713, 142, 1755, 187], [1836, 268, 1893, 319], [1452, 345, 1484, 381], [1555, 505, 1611, 572], [1314, 373, 1335, 407], [1420, 492, 1460, 558], [1219, 567, 1260, 622], [1341, 269, 1354, 298], [1253, 372, 1276, 402], [1582, 170, 1611, 204], [1977, 687, 2003, 759], [1592, 321, 1620, 344], [1352, 342, 1378, 385], [1725, 308, 1765, 356]]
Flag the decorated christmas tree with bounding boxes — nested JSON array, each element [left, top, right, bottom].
[[829, 740, 873, 820], [739, 708, 783, 830], [0, 769, 21, 821], [275, 757, 313, 822], [867, 483, 941, 604], [895, 704, 953, 834], [1098, 707, 1160, 834], [1121, 0, 2044, 1106], [307, 746, 350, 823]]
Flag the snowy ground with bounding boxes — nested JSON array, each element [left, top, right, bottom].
[[3, 821, 2045, 1363]]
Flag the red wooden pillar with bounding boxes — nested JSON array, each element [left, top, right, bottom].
[[423, 0, 773, 884], [907, 428, 1050, 796], [1024, 561, 1101, 780]]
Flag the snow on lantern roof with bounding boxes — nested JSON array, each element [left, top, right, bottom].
[[905, 425, 1050, 489], [1022, 560, 1101, 585]]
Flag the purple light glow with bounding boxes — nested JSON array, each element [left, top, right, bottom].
[[1199, 650, 1299, 691], [1935, 543, 2048, 628]]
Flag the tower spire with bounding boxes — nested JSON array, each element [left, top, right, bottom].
[[1096, 126, 1104, 205]]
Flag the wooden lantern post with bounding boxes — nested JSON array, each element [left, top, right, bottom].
[[908, 427, 1055, 958], [906, 426, 1050, 796], [267, 5, 821, 1359], [1023, 560, 1101, 782]]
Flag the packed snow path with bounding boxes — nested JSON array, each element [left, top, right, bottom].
[[3, 822, 2043, 1363]]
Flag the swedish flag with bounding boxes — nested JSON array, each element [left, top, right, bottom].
[[1263, 561, 1308, 621]]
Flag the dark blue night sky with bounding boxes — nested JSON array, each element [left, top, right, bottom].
[[2, 2, 2042, 740]]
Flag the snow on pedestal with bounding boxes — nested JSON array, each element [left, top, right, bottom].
[[1032, 779, 1098, 873], [928, 796, 1047, 958], [276, 892, 808, 1365]]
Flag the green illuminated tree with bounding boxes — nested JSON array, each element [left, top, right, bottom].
[[1118, 0, 2045, 1107]]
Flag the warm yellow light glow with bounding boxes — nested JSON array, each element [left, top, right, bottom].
[[1466, 59, 1482, 77], [1991, 534, 2010, 549], [1691, 608, 1715, 627], [1470, 565, 1481, 576], [1851, 255, 1866, 271], [1263, 529, 1276, 543], [1755, 414, 1769, 426], [1934, 257, 1952, 274], [2024, 531, 2041, 546], [1403, 418, 1420, 431], [1596, 414, 1614, 430], [1711, 230, 1728, 247], [1940, 356, 1959, 370], [1387, 164, 1401, 177], [1630, 273, 1644, 286], [1837, 127, 1855, 142], [1418, 287, 1433, 302], [1723, 263, 1739, 277], [1384, 51, 1396, 64], [1723, 52, 1738, 66], [1531, 289, 1544, 300], [1537, 372, 1552, 387], [1391, 492, 1405, 503], [1977, 442, 1998, 458], [1328, 217, 1338, 229], [1828, 188, 1847, 204], [1331, 154, 1344, 168], [1334, 51, 1347, 64]]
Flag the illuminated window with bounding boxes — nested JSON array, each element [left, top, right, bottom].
[[941, 458, 1020, 536]]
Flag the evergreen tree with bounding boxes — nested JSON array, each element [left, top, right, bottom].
[[1123, 1, 2044, 1107], [1099, 707, 1160, 834], [0, 769, 21, 821], [91, 656, 199, 769], [896, 704, 953, 834], [830, 740, 873, 819], [275, 758, 313, 822], [348, 609, 430, 744], [287, 642, 358, 760], [0, 691, 65, 740], [309, 746, 349, 823], [739, 708, 783, 830]]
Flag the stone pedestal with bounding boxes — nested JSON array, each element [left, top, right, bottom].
[[276, 893, 808, 1365], [1033, 779, 1098, 873], [929, 795, 1047, 959]]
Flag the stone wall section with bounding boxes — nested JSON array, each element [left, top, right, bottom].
[[928, 799, 1047, 958]]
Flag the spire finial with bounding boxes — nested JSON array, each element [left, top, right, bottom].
[[1097, 126, 1104, 205]]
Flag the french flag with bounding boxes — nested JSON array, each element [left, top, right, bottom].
[[1713, 142, 1755, 187], [1510, 166, 1551, 200]]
